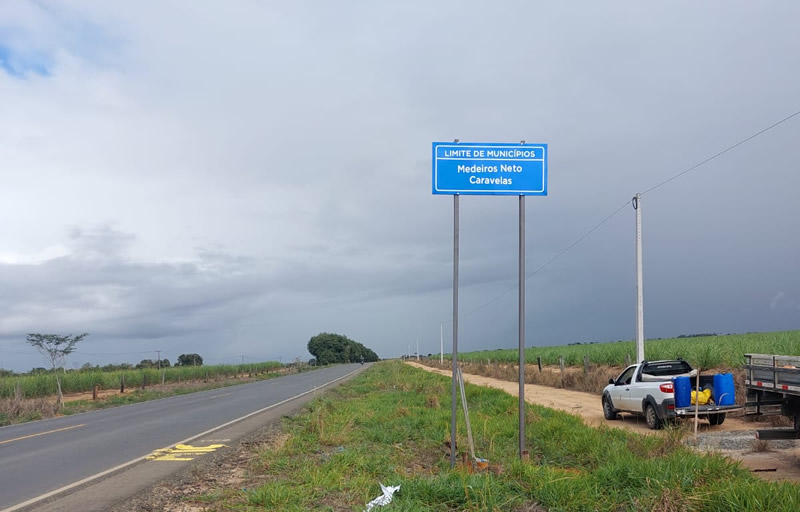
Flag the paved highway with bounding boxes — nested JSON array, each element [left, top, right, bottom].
[[0, 364, 366, 511]]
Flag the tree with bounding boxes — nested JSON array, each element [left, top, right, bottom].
[[26, 332, 89, 405], [307, 333, 379, 365], [136, 359, 156, 369], [176, 353, 203, 366]]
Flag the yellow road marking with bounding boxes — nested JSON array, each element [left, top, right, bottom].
[[0, 424, 86, 445], [146, 443, 226, 461]]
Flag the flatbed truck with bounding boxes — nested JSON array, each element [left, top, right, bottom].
[[744, 353, 800, 440]]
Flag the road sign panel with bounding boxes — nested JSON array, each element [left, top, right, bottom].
[[432, 142, 547, 195]]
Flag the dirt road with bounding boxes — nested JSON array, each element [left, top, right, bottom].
[[406, 361, 756, 434], [406, 361, 800, 482]]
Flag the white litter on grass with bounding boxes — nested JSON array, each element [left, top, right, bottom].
[[364, 483, 400, 511]]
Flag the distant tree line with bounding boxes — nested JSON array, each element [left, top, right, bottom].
[[5, 352, 205, 378], [307, 333, 379, 365], [136, 359, 171, 369]]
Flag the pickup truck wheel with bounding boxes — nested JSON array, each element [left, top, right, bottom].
[[603, 396, 618, 420], [645, 404, 662, 430], [708, 413, 726, 426]]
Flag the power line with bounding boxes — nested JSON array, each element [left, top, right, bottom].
[[441, 107, 800, 326], [76, 350, 156, 356], [450, 199, 632, 321], [641, 108, 800, 196], [524, 200, 632, 281]]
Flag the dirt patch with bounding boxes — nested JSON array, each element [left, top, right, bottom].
[[406, 361, 800, 483]]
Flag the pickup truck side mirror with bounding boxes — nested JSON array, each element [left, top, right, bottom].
[[608, 378, 615, 385]]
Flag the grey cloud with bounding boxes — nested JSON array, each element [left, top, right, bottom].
[[1, 1, 799, 370]]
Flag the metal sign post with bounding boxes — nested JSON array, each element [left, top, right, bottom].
[[518, 194, 526, 458], [433, 141, 547, 465], [450, 193, 459, 468]]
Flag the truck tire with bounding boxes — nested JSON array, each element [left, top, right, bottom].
[[645, 403, 662, 430], [708, 413, 726, 426], [603, 396, 618, 420]]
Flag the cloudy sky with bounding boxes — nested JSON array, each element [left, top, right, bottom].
[[1, 1, 798, 371]]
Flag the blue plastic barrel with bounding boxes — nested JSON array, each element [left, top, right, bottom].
[[673, 376, 692, 407], [713, 373, 735, 405]]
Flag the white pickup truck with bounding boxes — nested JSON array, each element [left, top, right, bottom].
[[601, 359, 741, 429]]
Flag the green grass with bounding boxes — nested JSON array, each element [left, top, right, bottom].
[[452, 330, 800, 369], [0, 362, 284, 399], [200, 361, 800, 511]]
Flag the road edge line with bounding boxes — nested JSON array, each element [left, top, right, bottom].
[[1, 365, 367, 512]]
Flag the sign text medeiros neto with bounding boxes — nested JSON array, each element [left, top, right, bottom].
[[432, 142, 548, 195]]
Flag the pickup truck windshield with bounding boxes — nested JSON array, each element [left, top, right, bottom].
[[641, 361, 692, 377]]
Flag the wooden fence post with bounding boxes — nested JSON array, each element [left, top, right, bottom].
[[583, 356, 590, 374], [625, 353, 631, 367], [559, 356, 565, 373], [92, 385, 98, 401], [120, 374, 125, 394], [537, 356, 542, 373]]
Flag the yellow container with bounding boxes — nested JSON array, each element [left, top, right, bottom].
[[691, 388, 712, 405]]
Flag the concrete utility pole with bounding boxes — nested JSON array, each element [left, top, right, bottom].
[[440, 323, 444, 364], [633, 193, 645, 363], [157, 350, 161, 370]]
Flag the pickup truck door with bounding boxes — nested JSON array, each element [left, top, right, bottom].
[[611, 366, 637, 411], [625, 370, 647, 411]]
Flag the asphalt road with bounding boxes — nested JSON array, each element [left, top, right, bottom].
[[0, 363, 367, 511]]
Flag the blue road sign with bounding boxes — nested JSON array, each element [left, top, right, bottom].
[[432, 142, 547, 195]]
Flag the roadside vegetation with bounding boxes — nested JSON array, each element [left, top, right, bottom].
[[424, 359, 620, 396], [188, 362, 798, 511], [451, 330, 800, 369], [0, 361, 283, 399], [0, 361, 297, 426]]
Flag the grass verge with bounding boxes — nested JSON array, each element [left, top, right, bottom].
[[188, 361, 800, 511]]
